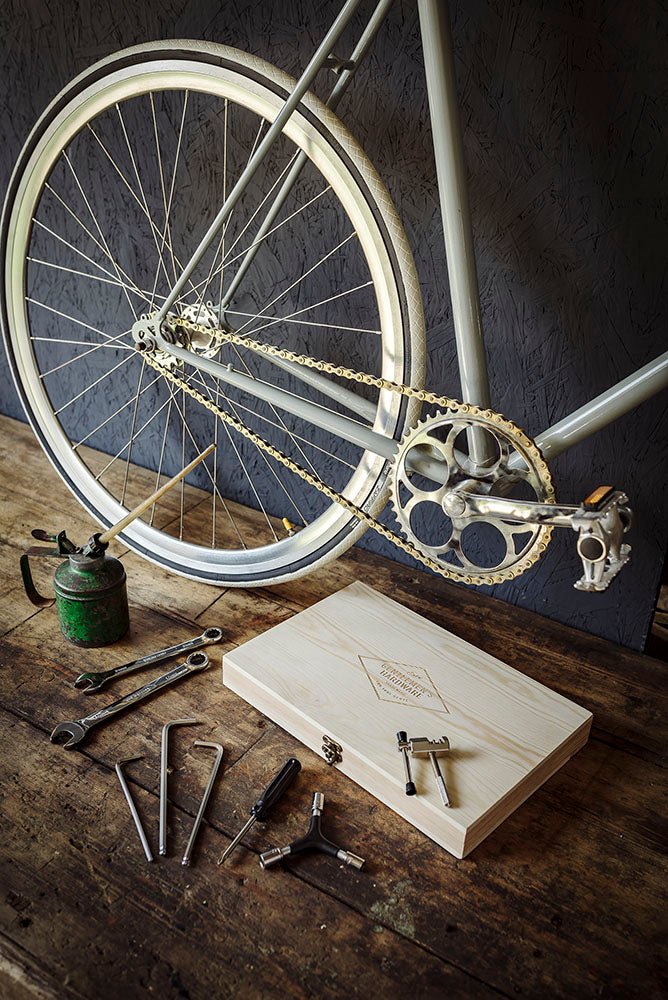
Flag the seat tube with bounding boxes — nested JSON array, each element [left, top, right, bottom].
[[418, 0, 494, 466]]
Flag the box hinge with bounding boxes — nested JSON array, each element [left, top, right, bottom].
[[321, 734, 343, 766]]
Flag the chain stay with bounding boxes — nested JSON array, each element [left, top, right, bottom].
[[144, 314, 555, 584]]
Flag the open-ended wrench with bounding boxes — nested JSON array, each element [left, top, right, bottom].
[[51, 652, 210, 749], [73, 627, 223, 694]]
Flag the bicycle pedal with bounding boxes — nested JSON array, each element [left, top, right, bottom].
[[573, 489, 632, 592]]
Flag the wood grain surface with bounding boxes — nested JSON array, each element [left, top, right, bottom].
[[0, 413, 666, 999], [224, 581, 592, 857]]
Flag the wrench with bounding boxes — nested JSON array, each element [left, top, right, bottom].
[[74, 627, 223, 694], [50, 651, 210, 749]]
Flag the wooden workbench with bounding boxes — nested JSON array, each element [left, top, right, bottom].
[[0, 413, 665, 999]]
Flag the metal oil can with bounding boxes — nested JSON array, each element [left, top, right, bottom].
[[52, 551, 129, 647], [20, 529, 130, 647]]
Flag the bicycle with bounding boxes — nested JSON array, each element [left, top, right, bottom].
[[2, 0, 667, 594]]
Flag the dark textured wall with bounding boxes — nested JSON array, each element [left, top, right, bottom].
[[1, 0, 666, 648]]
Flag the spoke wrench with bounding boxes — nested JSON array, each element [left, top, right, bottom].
[[74, 627, 223, 694], [50, 651, 210, 749]]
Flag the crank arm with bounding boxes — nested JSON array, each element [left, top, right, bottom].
[[445, 487, 633, 593], [443, 491, 579, 527], [74, 626, 223, 694], [51, 651, 210, 748]]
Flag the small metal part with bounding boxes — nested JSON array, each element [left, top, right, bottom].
[[115, 755, 153, 862], [407, 735, 452, 808], [217, 756, 301, 864], [397, 731, 415, 793], [259, 792, 365, 872], [74, 627, 224, 694], [50, 652, 209, 749], [159, 718, 198, 856], [181, 741, 224, 867], [396, 731, 417, 795], [321, 734, 343, 766]]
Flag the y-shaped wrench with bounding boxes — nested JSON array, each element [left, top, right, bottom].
[[74, 627, 223, 694], [50, 652, 210, 749]]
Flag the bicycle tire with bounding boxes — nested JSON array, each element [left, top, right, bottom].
[[2, 40, 425, 585]]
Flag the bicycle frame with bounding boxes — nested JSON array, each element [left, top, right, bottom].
[[149, 0, 668, 471]]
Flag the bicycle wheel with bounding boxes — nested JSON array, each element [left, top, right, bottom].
[[2, 40, 425, 585]]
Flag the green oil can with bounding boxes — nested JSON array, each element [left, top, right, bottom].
[[20, 529, 130, 647]]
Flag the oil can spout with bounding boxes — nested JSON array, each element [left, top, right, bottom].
[[80, 532, 109, 559]]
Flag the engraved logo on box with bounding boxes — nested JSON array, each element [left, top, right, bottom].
[[359, 656, 449, 714]]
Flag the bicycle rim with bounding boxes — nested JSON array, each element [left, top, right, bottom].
[[2, 41, 425, 584]]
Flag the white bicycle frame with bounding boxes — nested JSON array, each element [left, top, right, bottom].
[[144, 0, 668, 473]]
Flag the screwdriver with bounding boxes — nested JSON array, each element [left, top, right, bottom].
[[217, 756, 302, 864]]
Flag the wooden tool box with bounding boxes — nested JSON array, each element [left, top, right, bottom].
[[223, 582, 592, 858]]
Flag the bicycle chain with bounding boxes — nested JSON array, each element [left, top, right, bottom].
[[143, 315, 555, 584]]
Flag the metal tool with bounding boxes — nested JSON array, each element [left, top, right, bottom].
[[396, 731, 417, 795], [74, 627, 223, 694], [217, 756, 302, 864], [19, 445, 214, 647], [182, 741, 224, 866], [160, 718, 198, 856], [406, 735, 452, 807], [115, 756, 153, 862], [260, 792, 365, 871], [50, 652, 209, 749]]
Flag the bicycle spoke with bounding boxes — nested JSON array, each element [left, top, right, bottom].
[[162, 378, 247, 546], [192, 117, 268, 315], [39, 330, 134, 378], [54, 352, 137, 416], [237, 281, 374, 339], [206, 376, 274, 544], [216, 98, 229, 325], [149, 394, 174, 528], [241, 232, 355, 329], [115, 104, 174, 304], [86, 121, 198, 301], [193, 184, 332, 302], [39, 191, 149, 307], [93, 373, 188, 480], [120, 358, 146, 505], [150, 92, 177, 288], [74, 371, 164, 449], [226, 309, 379, 336], [191, 371, 355, 470], [62, 154, 139, 322], [194, 373, 287, 538], [26, 297, 128, 343], [27, 256, 163, 303], [31, 335, 133, 349], [149, 90, 189, 299], [226, 342, 319, 478]]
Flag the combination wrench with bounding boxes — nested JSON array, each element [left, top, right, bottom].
[[50, 651, 210, 749], [73, 627, 223, 694]]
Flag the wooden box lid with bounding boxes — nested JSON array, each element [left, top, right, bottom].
[[223, 582, 592, 858]]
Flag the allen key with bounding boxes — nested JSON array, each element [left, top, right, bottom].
[[159, 718, 198, 856], [115, 755, 153, 862], [182, 741, 224, 866]]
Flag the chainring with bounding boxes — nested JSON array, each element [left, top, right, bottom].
[[389, 410, 556, 582]]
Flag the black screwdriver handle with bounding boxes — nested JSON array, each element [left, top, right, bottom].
[[251, 757, 302, 822]]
